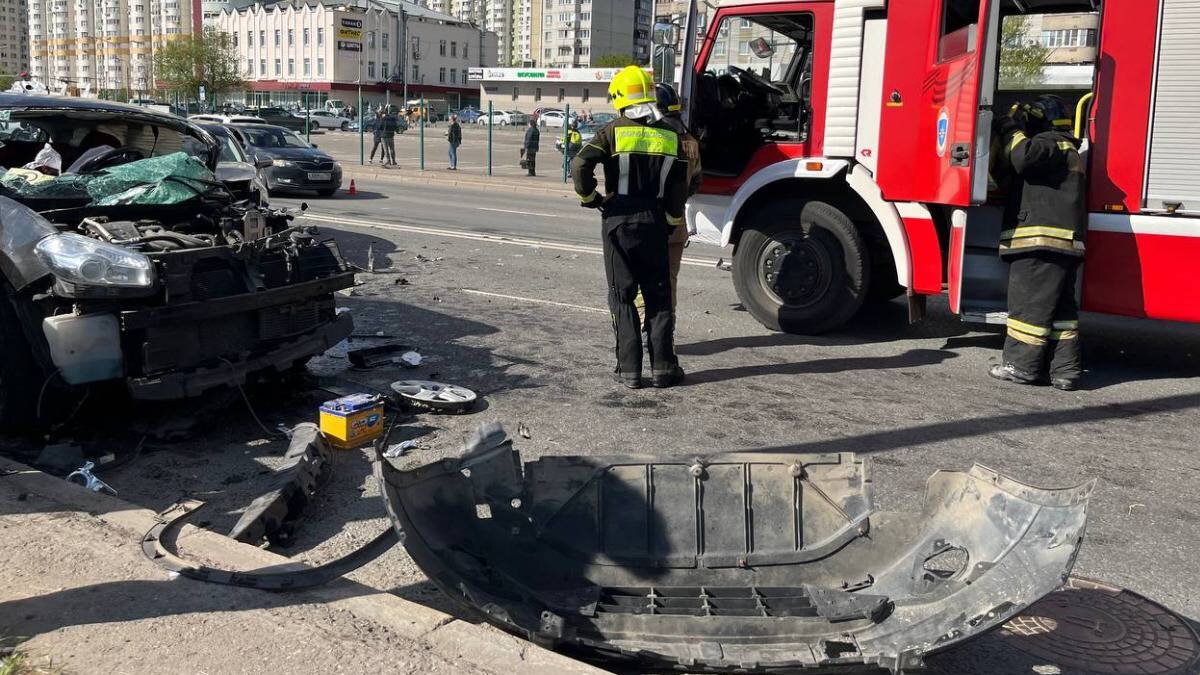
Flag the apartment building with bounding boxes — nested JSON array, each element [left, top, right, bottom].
[[0, 0, 28, 75], [215, 0, 497, 109], [29, 0, 197, 96], [540, 0, 651, 68]]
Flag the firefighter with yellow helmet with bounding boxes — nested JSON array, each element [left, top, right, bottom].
[[572, 65, 690, 389]]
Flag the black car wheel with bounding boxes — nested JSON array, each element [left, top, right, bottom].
[[732, 200, 868, 334], [0, 283, 45, 430]]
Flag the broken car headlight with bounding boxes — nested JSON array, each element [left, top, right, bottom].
[[271, 159, 295, 167], [35, 233, 155, 287]]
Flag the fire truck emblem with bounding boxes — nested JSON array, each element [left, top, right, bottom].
[[936, 107, 950, 157]]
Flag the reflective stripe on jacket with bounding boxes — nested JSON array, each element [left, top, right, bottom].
[[570, 116, 688, 225], [1000, 128, 1087, 258]]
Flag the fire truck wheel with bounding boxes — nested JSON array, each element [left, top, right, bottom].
[[0, 283, 42, 431], [733, 200, 868, 334]]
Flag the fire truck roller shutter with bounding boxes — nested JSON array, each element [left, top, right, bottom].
[[1144, 0, 1200, 215]]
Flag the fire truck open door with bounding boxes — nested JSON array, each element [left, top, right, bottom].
[[876, 0, 999, 207]]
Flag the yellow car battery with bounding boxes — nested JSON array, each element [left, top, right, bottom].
[[319, 394, 386, 450]]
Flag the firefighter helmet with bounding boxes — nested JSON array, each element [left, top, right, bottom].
[[608, 66, 656, 111], [1028, 94, 1072, 133], [655, 82, 682, 114]]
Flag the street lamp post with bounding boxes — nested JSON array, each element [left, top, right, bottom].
[[358, 59, 364, 166]]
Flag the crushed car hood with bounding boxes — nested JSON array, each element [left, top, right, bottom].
[[377, 424, 1094, 673]]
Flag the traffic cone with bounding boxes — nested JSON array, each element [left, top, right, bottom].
[[348, 179, 357, 196]]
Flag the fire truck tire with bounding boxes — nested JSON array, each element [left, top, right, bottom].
[[733, 200, 868, 334], [0, 283, 42, 431]]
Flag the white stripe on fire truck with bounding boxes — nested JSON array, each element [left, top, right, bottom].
[[1089, 213, 1200, 237]]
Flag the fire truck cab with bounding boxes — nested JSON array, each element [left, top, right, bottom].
[[685, 0, 1200, 334]]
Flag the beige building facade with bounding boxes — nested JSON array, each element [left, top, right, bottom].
[[29, 0, 196, 96], [0, 0, 28, 75], [472, 65, 632, 115]]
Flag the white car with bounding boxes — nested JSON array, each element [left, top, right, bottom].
[[477, 110, 529, 126], [189, 114, 267, 125], [303, 110, 353, 130], [538, 110, 567, 128]]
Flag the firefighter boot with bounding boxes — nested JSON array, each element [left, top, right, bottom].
[[988, 363, 1040, 386]]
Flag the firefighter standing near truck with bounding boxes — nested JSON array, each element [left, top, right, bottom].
[[989, 94, 1087, 391], [572, 66, 689, 389]]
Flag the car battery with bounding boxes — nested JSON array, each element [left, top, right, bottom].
[[319, 394, 386, 450]]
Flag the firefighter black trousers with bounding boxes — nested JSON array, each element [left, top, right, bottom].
[[1002, 251, 1082, 381], [601, 214, 678, 376]]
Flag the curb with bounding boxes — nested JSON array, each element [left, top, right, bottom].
[[341, 167, 576, 197], [0, 456, 607, 675]]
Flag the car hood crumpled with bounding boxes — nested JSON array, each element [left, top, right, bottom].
[[376, 423, 1094, 673]]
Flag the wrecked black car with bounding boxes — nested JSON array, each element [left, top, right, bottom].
[[378, 424, 1094, 673], [0, 95, 355, 428]]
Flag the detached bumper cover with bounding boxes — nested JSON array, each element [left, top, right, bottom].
[[377, 424, 1093, 673]]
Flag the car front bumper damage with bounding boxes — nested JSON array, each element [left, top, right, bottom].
[[377, 424, 1094, 673]]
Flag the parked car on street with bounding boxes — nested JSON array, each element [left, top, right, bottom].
[[452, 107, 483, 123], [0, 95, 354, 429], [538, 110, 567, 128], [197, 123, 269, 205], [304, 110, 353, 130], [246, 107, 312, 132], [228, 124, 343, 197], [476, 110, 529, 126], [189, 113, 267, 125]]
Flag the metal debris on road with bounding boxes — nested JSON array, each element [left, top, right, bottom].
[[389, 380, 478, 414], [66, 461, 117, 496], [399, 351, 423, 367], [347, 343, 416, 369], [383, 440, 419, 459], [517, 422, 531, 439], [377, 423, 1095, 674]]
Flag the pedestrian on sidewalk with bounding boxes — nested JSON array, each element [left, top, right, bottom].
[[446, 114, 462, 170], [521, 118, 540, 177], [380, 106, 399, 166], [368, 110, 384, 163]]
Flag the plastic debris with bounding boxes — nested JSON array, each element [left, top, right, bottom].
[[399, 351, 423, 367], [518, 422, 532, 439], [383, 440, 419, 458], [66, 461, 117, 496], [23, 142, 62, 174]]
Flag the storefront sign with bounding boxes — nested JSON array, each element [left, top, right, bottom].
[[338, 28, 362, 39], [340, 18, 362, 28], [473, 68, 640, 82], [338, 40, 362, 52]]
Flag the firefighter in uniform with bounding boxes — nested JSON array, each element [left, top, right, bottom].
[[572, 66, 689, 389], [990, 94, 1087, 391]]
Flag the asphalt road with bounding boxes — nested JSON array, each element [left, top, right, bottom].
[[37, 177, 1200, 673]]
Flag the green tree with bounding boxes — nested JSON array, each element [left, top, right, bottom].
[[153, 27, 243, 102], [999, 15, 1051, 89], [0, 72, 14, 92], [593, 53, 640, 68]]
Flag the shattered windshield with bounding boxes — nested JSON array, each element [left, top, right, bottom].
[[240, 127, 311, 149]]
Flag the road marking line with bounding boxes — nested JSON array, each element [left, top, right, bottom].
[[300, 213, 723, 268], [478, 207, 562, 218], [461, 289, 607, 314]]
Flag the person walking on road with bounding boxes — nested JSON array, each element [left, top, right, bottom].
[[989, 95, 1087, 391], [522, 118, 540, 177], [572, 66, 689, 389], [379, 106, 399, 167], [368, 110, 385, 163], [564, 120, 583, 164], [446, 114, 462, 170]]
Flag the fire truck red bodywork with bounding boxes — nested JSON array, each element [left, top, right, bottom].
[[689, 0, 1200, 330]]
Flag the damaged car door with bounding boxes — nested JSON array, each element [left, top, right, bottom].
[[0, 94, 355, 428], [377, 424, 1094, 673]]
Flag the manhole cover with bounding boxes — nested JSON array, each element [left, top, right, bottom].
[[997, 576, 1200, 674]]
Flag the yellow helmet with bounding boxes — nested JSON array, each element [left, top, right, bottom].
[[608, 65, 655, 111]]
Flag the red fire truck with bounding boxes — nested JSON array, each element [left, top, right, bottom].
[[679, 0, 1199, 334]]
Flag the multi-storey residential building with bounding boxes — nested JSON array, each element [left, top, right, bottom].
[[540, 0, 651, 68], [215, 0, 497, 109], [0, 0, 28, 75], [29, 0, 197, 96]]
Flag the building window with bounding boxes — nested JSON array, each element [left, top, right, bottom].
[[246, 30, 251, 46], [287, 28, 293, 46], [274, 29, 280, 46], [535, 87, 541, 101], [382, 62, 389, 79], [451, 41, 457, 57], [368, 61, 375, 78], [317, 58, 325, 75], [439, 39, 446, 56], [558, 87, 565, 102], [382, 32, 388, 49], [259, 58, 265, 75], [274, 58, 280, 75], [450, 68, 456, 83], [288, 58, 294, 75], [439, 67, 446, 83], [464, 43, 469, 59], [512, 86, 518, 100], [368, 31, 375, 49], [304, 27, 310, 46], [1040, 28, 1097, 48], [582, 88, 589, 102], [246, 58, 253, 75], [258, 30, 264, 46], [317, 27, 323, 45], [738, 41, 749, 55], [412, 63, 419, 80], [304, 58, 310, 75]]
